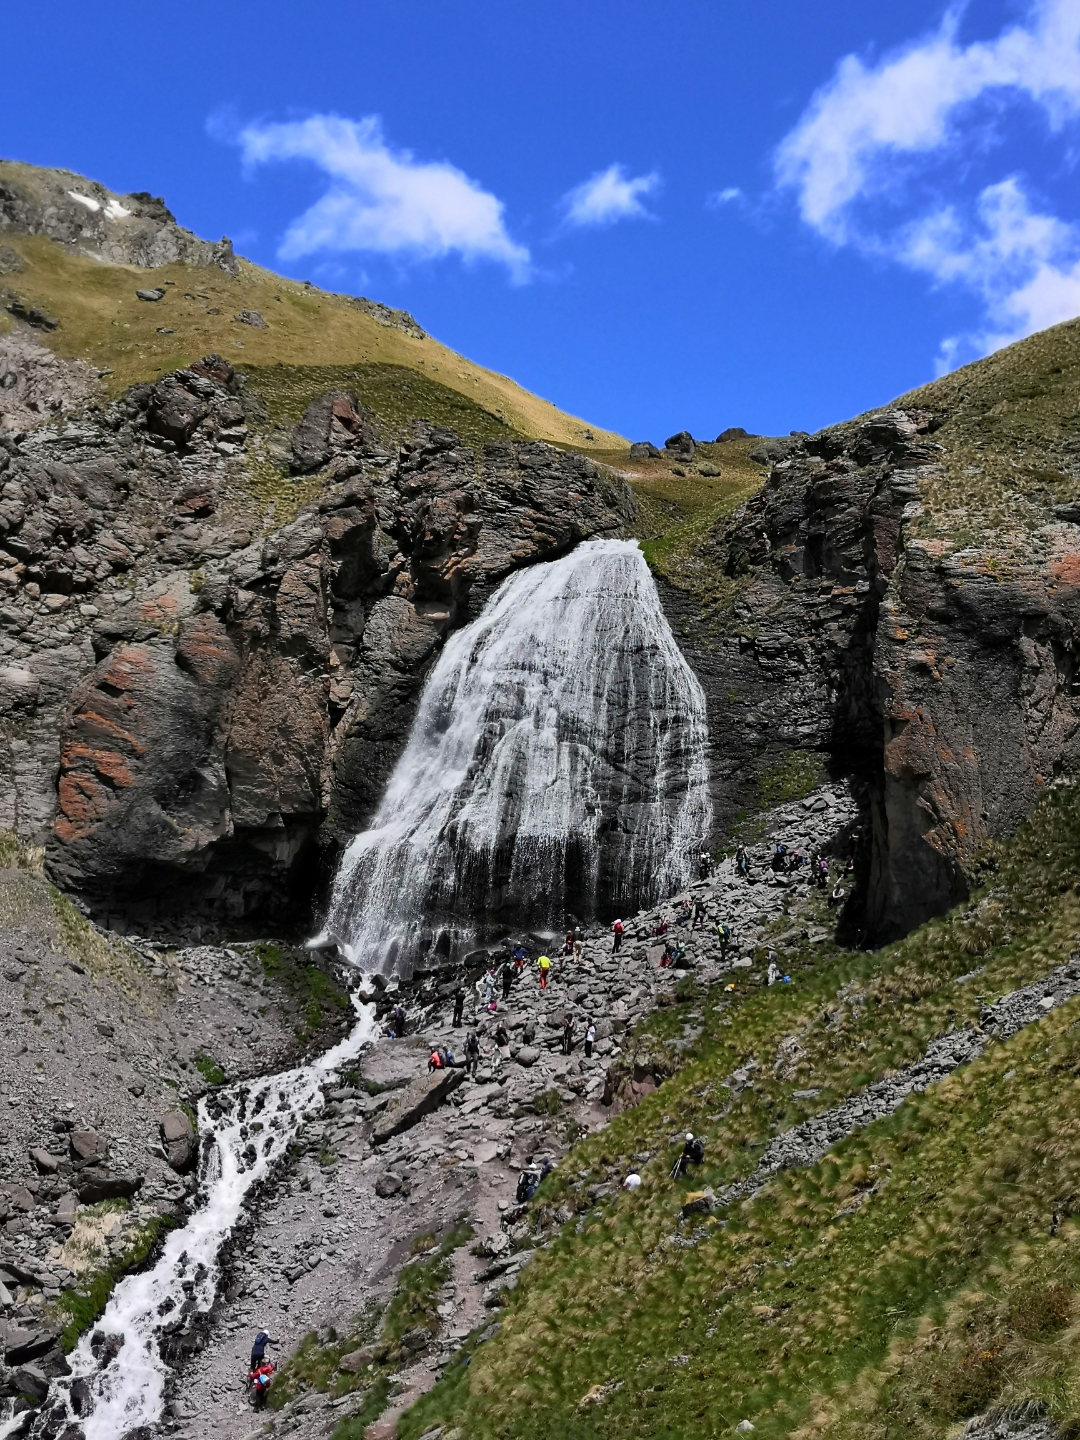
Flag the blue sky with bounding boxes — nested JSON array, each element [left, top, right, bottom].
[[4, 0, 1080, 439]]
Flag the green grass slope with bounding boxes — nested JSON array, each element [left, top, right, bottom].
[[400, 778, 1080, 1440], [0, 201, 625, 452]]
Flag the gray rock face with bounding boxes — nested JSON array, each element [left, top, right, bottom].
[[161, 1110, 196, 1173], [0, 159, 239, 273], [672, 405, 1080, 941], [0, 352, 633, 930]]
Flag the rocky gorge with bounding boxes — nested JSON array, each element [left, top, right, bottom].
[[3, 158, 1080, 1440]]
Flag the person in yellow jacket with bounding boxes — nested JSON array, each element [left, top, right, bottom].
[[537, 954, 552, 991]]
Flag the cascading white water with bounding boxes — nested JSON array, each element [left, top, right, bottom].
[[8, 1004, 377, 1440], [323, 538, 712, 975]]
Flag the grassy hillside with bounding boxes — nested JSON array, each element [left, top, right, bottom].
[[400, 777, 1080, 1440], [0, 228, 625, 452], [898, 315, 1080, 540]]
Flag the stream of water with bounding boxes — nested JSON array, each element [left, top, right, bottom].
[[5, 1003, 377, 1440], [322, 537, 712, 975], [3, 536, 712, 1437]]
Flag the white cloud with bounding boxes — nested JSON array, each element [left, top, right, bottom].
[[235, 113, 530, 280], [561, 163, 660, 227], [775, 0, 1080, 365], [900, 178, 1080, 368], [708, 186, 744, 209]]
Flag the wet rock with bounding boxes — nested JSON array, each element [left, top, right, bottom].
[[4, 1325, 61, 1363], [161, 1110, 196, 1173], [11, 1362, 49, 1403]]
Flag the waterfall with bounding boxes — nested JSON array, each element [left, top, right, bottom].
[[324, 538, 711, 975]]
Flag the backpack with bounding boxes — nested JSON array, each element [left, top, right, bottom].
[[689, 1138, 705, 1164]]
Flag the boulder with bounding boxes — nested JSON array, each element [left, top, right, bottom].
[[4, 1325, 60, 1364], [11, 1362, 49, 1404], [515, 1046, 540, 1068], [160, 1110, 196, 1173], [338, 1344, 377, 1373], [629, 441, 661, 458], [401, 1326, 432, 1352], [74, 1167, 143, 1203], [663, 430, 695, 458], [715, 427, 755, 441], [54, 1192, 79, 1223], [28, 1148, 60, 1175], [371, 1068, 464, 1145], [7, 1186, 35, 1212], [374, 1172, 403, 1199], [680, 1189, 715, 1219], [69, 1130, 108, 1167]]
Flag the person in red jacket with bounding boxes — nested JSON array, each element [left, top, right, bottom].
[[612, 918, 624, 953], [250, 1360, 275, 1408]]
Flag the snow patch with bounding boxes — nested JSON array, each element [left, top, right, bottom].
[[67, 191, 101, 212], [104, 199, 132, 221]]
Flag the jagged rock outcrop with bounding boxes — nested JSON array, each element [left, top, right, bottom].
[[0, 160, 238, 273], [0, 353, 633, 930], [676, 406, 1080, 940]]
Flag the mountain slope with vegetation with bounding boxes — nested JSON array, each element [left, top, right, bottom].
[[400, 776, 1080, 1440], [0, 159, 625, 452]]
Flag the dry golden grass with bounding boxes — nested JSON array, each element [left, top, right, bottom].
[[0, 230, 626, 452]]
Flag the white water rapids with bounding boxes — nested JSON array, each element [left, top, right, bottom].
[[6, 1003, 377, 1440], [323, 538, 712, 974]]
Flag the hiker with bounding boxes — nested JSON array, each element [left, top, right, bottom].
[[563, 929, 574, 957], [828, 882, 846, 908], [767, 956, 779, 986], [250, 1330, 275, 1371], [660, 940, 675, 968], [675, 939, 688, 968], [771, 842, 788, 873], [651, 916, 669, 938], [516, 1168, 539, 1203], [537, 954, 552, 991], [250, 1360, 275, 1409], [699, 850, 712, 881], [671, 1132, 705, 1180], [477, 968, 497, 1012], [501, 960, 514, 1001], [561, 1014, 575, 1055], [716, 922, 733, 960], [612, 918, 624, 953], [675, 898, 693, 926], [495, 1021, 510, 1052], [512, 943, 528, 975], [452, 987, 465, 1027], [584, 1021, 596, 1058], [573, 924, 584, 961], [691, 896, 707, 930], [465, 1031, 481, 1078], [391, 1004, 406, 1038], [428, 1047, 444, 1072], [735, 845, 749, 879]]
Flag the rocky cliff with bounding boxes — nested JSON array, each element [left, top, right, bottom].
[[656, 316, 1080, 941], [0, 348, 633, 933]]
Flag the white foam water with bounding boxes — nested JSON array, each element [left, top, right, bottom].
[[10, 1003, 377, 1440], [323, 538, 712, 974]]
